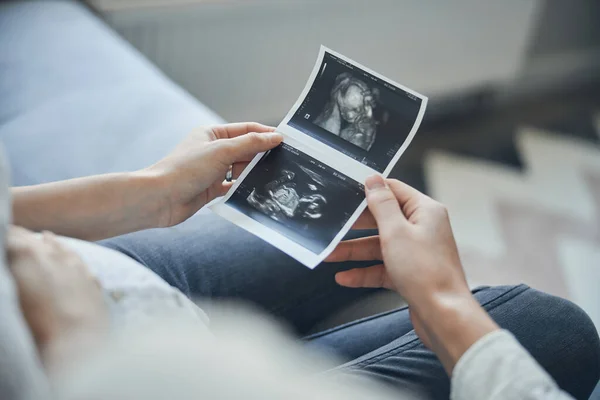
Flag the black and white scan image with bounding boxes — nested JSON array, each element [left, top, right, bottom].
[[288, 51, 424, 172], [314, 72, 381, 151], [246, 169, 327, 222], [226, 143, 365, 254]]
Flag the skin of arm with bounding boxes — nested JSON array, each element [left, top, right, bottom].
[[13, 172, 165, 242], [409, 291, 499, 374], [328, 176, 499, 374], [12, 123, 282, 241]]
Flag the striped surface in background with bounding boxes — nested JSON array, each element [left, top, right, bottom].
[[426, 115, 600, 329]]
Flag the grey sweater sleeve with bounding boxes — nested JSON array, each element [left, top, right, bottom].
[[0, 147, 50, 399], [451, 330, 573, 400]]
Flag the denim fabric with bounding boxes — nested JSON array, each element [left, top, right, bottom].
[[101, 212, 600, 400], [313, 285, 600, 400], [100, 209, 380, 335]]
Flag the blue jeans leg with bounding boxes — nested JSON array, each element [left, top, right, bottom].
[[99, 209, 379, 334], [310, 285, 600, 400]]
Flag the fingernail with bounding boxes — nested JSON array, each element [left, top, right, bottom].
[[266, 132, 283, 142], [365, 175, 386, 191]]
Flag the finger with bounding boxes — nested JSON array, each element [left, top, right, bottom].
[[40, 232, 85, 268], [6, 226, 36, 257], [335, 265, 394, 289], [220, 181, 234, 196], [8, 225, 32, 236], [42, 231, 64, 252], [325, 236, 381, 262], [352, 208, 376, 229], [212, 122, 276, 139], [41, 231, 72, 265], [220, 132, 283, 164], [232, 162, 250, 179], [7, 226, 34, 245], [386, 179, 435, 207], [41, 230, 56, 242], [385, 179, 426, 203], [365, 175, 406, 235], [386, 179, 439, 221]]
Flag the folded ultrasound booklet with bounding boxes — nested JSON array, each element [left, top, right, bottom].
[[211, 46, 427, 268]]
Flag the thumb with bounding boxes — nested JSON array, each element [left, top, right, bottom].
[[220, 132, 283, 164], [365, 175, 405, 234]]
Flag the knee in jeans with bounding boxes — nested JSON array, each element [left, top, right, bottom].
[[520, 288, 600, 395]]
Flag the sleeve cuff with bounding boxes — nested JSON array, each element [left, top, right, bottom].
[[451, 329, 560, 400]]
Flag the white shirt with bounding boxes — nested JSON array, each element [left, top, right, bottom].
[[57, 236, 209, 329]]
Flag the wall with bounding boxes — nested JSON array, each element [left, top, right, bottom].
[[95, 0, 540, 122], [498, 0, 600, 101], [528, 0, 600, 57]]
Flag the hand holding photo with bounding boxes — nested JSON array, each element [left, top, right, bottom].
[[211, 46, 427, 268]]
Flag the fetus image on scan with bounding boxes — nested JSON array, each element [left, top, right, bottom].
[[314, 72, 380, 151], [246, 169, 327, 222]]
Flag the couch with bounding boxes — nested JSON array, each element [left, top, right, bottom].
[[0, 0, 224, 187]]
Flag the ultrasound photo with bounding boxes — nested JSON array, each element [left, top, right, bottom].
[[226, 143, 365, 254], [314, 72, 383, 151], [288, 50, 425, 172]]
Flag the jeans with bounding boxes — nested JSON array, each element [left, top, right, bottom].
[[100, 210, 600, 400]]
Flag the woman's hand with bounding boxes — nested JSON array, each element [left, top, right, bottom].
[[12, 122, 283, 241], [146, 122, 283, 227], [6, 227, 108, 369], [328, 175, 469, 301], [328, 176, 499, 374]]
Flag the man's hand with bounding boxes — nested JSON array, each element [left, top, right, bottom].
[[327, 176, 499, 374], [6, 227, 108, 369], [146, 122, 283, 227]]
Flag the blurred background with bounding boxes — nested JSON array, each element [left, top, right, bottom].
[[89, 0, 598, 124], [85, 0, 600, 326]]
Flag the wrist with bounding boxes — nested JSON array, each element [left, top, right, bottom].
[[413, 291, 499, 374], [129, 169, 172, 229]]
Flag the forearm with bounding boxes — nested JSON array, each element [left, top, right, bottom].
[[417, 292, 574, 399], [12, 171, 167, 241], [412, 290, 500, 375]]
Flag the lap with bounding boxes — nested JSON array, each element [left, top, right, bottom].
[[98, 215, 599, 399], [99, 209, 379, 334], [311, 285, 600, 400]]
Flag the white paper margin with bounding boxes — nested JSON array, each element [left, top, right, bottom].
[[211, 135, 367, 269], [277, 45, 428, 179]]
